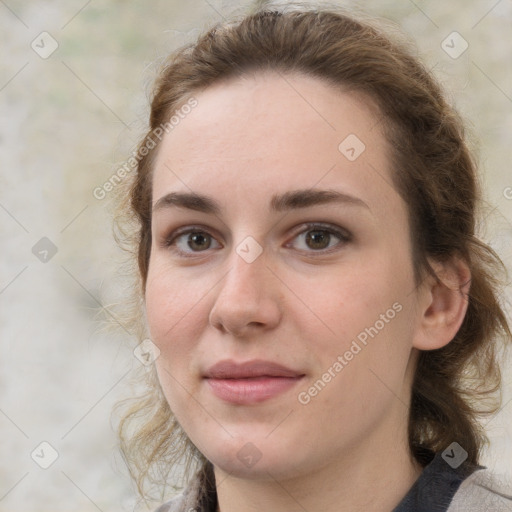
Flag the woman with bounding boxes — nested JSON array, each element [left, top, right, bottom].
[[116, 2, 512, 511]]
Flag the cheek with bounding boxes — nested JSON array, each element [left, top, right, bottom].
[[297, 299, 414, 439], [303, 259, 402, 348], [299, 252, 415, 390], [144, 261, 208, 359]]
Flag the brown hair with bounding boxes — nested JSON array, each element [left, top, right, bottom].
[[115, 1, 511, 499]]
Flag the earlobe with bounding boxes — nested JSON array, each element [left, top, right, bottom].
[[412, 257, 471, 351]]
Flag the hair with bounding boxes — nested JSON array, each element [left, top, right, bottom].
[[114, 0, 511, 500]]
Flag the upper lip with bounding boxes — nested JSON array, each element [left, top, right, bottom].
[[203, 359, 304, 379]]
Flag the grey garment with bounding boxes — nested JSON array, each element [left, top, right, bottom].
[[392, 451, 512, 511], [155, 452, 512, 512], [448, 469, 512, 512]]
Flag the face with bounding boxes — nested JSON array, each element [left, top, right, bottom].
[[146, 71, 424, 481]]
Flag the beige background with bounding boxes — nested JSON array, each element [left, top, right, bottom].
[[0, 0, 511, 510]]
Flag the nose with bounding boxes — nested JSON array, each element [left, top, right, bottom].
[[208, 249, 282, 337]]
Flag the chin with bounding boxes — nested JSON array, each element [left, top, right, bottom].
[[203, 435, 307, 481], [211, 451, 290, 481]]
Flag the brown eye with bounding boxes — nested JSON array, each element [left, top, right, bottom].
[[164, 227, 221, 257], [187, 232, 212, 251], [290, 223, 351, 253], [305, 229, 331, 250]]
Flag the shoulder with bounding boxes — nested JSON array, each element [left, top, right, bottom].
[[448, 467, 512, 511]]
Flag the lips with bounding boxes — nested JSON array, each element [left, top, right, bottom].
[[203, 359, 305, 404], [203, 359, 304, 379]]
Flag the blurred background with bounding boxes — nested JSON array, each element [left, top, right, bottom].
[[1, 0, 511, 510]]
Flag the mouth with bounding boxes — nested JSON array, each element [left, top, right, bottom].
[[203, 359, 305, 405]]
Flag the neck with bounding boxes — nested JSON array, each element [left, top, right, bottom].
[[214, 413, 423, 512]]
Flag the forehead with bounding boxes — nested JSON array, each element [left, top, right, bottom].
[[152, 71, 402, 219]]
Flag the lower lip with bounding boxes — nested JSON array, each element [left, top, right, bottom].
[[205, 376, 303, 404]]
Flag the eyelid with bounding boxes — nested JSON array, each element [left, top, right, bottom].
[[288, 222, 351, 241], [285, 222, 351, 253], [161, 224, 223, 252]]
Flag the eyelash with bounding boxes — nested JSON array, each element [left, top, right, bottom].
[[162, 223, 351, 258]]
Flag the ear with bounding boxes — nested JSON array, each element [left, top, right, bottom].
[[412, 256, 471, 351]]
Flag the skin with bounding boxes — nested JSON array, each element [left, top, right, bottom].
[[145, 71, 471, 512]]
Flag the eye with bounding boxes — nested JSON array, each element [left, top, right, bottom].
[[163, 227, 221, 257], [288, 223, 351, 253], [162, 222, 350, 258]]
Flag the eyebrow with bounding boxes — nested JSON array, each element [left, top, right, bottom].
[[152, 188, 371, 215]]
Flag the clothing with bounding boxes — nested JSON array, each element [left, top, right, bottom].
[[155, 451, 512, 511]]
